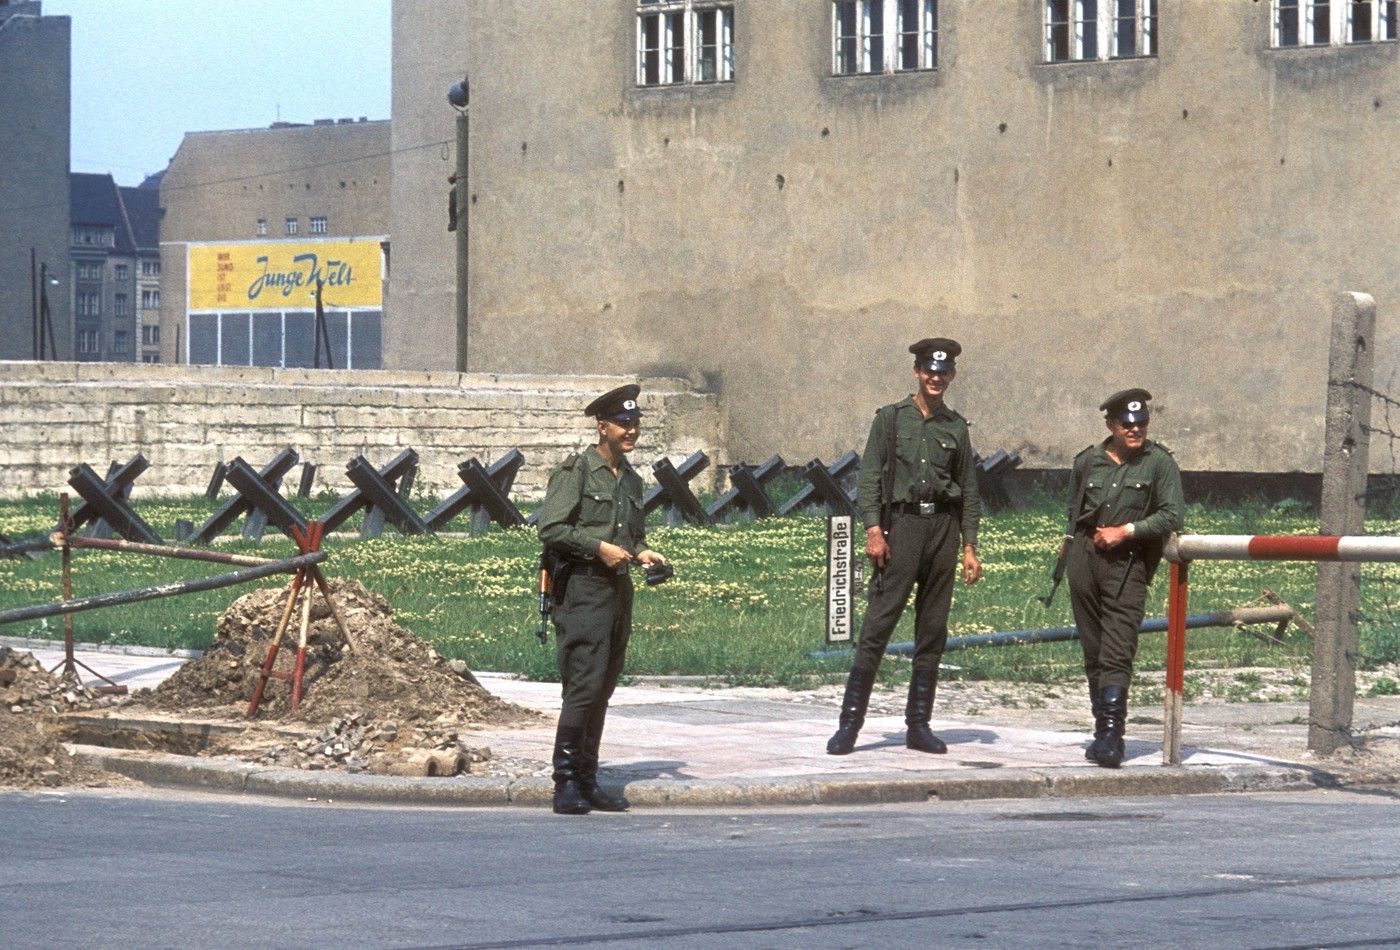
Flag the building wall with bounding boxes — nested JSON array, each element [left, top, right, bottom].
[[157, 119, 391, 365], [0, 361, 722, 501], [386, 0, 465, 372], [0, 2, 70, 361], [389, 0, 1400, 474]]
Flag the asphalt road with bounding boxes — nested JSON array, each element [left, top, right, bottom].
[[3, 787, 1398, 948]]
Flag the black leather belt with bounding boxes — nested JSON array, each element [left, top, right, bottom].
[[569, 561, 627, 578], [891, 501, 954, 516]]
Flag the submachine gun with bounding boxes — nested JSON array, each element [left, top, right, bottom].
[[534, 549, 673, 646]]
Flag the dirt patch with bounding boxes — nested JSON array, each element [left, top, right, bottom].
[[126, 578, 543, 775], [0, 711, 117, 789], [0, 647, 128, 789]]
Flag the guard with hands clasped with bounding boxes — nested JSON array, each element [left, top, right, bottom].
[[827, 338, 982, 757], [536, 384, 668, 815], [1064, 389, 1183, 768]]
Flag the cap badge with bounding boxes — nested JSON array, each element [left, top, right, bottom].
[[932, 351, 947, 362], [622, 400, 637, 411], [1127, 400, 1142, 412]]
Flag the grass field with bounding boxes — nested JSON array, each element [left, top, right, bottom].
[[1, 492, 1396, 689]]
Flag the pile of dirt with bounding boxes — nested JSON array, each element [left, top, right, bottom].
[[135, 578, 540, 731], [0, 646, 127, 714], [0, 711, 117, 789]]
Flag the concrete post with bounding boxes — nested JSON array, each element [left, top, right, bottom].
[[1310, 292, 1375, 754], [454, 108, 470, 373]]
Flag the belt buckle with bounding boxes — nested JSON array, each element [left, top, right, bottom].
[[918, 502, 939, 516]]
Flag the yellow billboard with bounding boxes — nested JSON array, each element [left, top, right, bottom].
[[188, 240, 382, 311]]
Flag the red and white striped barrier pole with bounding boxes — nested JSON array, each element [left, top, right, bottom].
[[1159, 533, 1400, 765]]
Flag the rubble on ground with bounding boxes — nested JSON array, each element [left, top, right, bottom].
[[124, 578, 541, 775], [0, 645, 129, 715]]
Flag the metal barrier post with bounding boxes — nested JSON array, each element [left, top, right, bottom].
[[1163, 559, 1189, 765]]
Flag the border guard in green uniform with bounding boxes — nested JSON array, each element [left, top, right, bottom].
[[1064, 388, 1184, 768], [537, 384, 667, 814], [827, 338, 982, 756]]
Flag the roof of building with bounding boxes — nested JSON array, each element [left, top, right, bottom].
[[119, 186, 160, 250], [69, 172, 124, 230]]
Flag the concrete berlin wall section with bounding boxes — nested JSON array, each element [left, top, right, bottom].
[[0, 362, 722, 500]]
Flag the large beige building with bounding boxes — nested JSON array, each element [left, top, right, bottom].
[[389, 1, 1399, 473], [158, 119, 390, 369]]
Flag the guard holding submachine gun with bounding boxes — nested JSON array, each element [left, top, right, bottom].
[[1064, 389, 1183, 768], [826, 338, 982, 757]]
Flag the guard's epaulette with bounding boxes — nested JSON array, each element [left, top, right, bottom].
[[1150, 440, 1174, 456], [1073, 444, 1095, 460], [947, 407, 969, 425], [559, 452, 581, 470]]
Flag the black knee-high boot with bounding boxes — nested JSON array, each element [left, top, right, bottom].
[[1086, 679, 1109, 762], [551, 723, 591, 815], [1094, 685, 1127, 769], [826, 667, 876, 755], [904, 666, 947, 754], [579, 705, 629, 812]]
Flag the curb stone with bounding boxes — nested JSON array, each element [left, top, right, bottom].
[[68, 745, 1342, 808]]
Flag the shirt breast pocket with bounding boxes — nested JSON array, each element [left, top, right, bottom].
[[1118, 481, 1151, 519], [580, 491, 614, 528]]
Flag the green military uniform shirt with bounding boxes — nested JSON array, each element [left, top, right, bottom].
[[1067, 438, 1184, 542], [857, 397, 980, 548], [537, 446, 647, 561]]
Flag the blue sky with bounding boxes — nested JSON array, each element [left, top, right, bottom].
[[44, 0, 391, 186]]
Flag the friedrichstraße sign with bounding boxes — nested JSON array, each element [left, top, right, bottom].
[[187, 239, 383, 312], [826, 514, 858, 644]]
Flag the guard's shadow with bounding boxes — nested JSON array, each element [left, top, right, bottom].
[[854, 728, 1003, 752], [603, 759, 695, 781]]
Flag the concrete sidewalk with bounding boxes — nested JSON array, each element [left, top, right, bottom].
[[16, 638, 1400, 807]]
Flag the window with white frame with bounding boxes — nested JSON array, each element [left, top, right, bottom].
[[1274, 0, 1397, 46], [76, 292, 100, 317], [256, 218, 267, 236], [142, 289, 160, 310], [115, 263, 128, 280], [113, 329, 130, 354], [115, 294, 127, 317], [141, 259, 160, 276], [77, 330, 99, 354], [142, 325, 160, 346], [310, 216, 328, 234], [637, 2, 734, 86], [834, 1, 938, 75], [285, 217, 299, 235], [1046, 0, 1157, 62]]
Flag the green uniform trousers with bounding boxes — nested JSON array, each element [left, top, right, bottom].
[[553, 572, 633, 731], [1066, 534, 1150, 690], [852, 509, 960, 677]]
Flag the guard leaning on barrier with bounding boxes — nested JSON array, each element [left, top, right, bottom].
[[536, 384, 668, 815], [827, 338, 982, 757], [1064, 389, 1184, 768]]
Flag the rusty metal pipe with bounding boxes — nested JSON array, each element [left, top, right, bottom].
[[0, 551, 326, 628], [60, 534, 285, 567]]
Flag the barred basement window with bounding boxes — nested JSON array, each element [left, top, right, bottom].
[[285, 217, 299, 235], [1047, 0, 1157, 62], [310, 216, 328, 234], [835, 0, 937, 74], [1275, 0, 1397, 45], [637, 2, 734, 86]]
